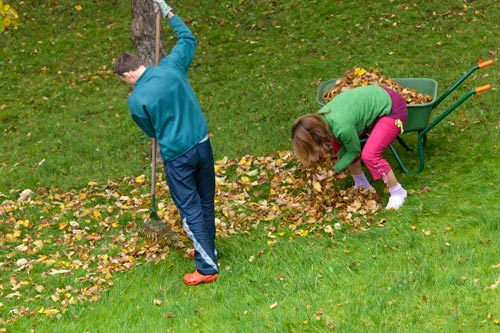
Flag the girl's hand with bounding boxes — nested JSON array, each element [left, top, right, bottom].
[[314, 172, 329, 181]]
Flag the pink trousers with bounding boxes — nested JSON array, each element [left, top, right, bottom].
[[361, 117, 404, 182]]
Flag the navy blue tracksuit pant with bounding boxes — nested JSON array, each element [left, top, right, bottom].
[[164, 138, 218, 275]]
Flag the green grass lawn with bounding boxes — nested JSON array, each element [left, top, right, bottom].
[[1, 0, 499, 332]]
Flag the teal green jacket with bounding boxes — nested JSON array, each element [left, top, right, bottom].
[[320, 85, 392, 172], [127, 16, 207, 162]]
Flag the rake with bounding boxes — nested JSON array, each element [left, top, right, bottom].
[[140, 10, 179, 247]]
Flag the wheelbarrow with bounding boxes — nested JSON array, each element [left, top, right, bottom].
[[315, 60, 494, 173]]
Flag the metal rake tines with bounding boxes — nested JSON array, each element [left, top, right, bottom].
[[141, 221, 180, 247]]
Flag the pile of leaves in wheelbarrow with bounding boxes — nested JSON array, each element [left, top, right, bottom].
[[321, 67, 434, 105]]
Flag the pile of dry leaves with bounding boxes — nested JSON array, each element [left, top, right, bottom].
[[321, 67, 434, 105], [0, 151, 384, 326]]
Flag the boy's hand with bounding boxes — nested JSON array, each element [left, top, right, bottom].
[[153, 0, 172, 18]]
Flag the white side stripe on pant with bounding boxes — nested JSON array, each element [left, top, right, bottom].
[[182, 218, 218, 272]]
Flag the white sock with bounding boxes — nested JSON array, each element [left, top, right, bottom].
[[352, 173, 372, 189], [389, 183, 407, 197]]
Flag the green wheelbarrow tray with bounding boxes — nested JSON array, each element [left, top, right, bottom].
[[316, 60, 493, 173]]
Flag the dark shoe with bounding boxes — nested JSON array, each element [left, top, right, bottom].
[[183, 270, 219, 286]]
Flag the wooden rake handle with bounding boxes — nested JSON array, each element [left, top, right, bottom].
[[151, 11, 161, 198]]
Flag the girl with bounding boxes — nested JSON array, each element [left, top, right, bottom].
[[291, 85, 408, 210]]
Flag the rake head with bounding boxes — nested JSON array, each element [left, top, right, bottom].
[[141, 211, 180, 247]]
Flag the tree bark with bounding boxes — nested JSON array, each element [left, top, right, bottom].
[[130, 0, 166, 66], [130, 0, 166, 165]]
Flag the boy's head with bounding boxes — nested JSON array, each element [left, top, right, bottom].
[[114, 52, 143, 76], [291, 114, 332, 167], [114, 52, 146, 85]]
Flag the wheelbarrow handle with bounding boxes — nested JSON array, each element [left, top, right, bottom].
[[478, 59, 493, 68], [475, 84, 491, 94], [432, 59, 494, 109]]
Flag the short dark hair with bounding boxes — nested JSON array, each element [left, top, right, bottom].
[[114, 52, 144, 76]]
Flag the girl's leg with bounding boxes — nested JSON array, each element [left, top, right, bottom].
[[332, 138, 372, 189], [361, 116, 407, 210], [347, 161, 372, 189]]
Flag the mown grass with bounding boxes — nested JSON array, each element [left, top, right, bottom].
[[1, 0, 499, 332]]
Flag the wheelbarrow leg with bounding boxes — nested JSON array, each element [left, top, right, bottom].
[[388, 143, 410, 173], [388, 132, 427, 174], [395, 136, 413, 152], [395, 132, 427, 152], [415, 131, 427, 173]]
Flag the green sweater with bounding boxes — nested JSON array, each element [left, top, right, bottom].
[[320, 85, 392, 172], [127, 16, 207, 161]]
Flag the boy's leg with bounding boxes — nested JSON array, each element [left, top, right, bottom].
[[194, 139, 217, 258], [164, 144, 218, 275]]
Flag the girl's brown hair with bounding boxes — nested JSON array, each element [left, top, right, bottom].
[[291, 114, 332, 167]]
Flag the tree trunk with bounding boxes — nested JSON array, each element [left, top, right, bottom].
[[130, 0, 166, 165], [130, 0, 166, 66]]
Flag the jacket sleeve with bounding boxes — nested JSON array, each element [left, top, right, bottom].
[[162, 15, 197, 71], [333, 128, 361, 173], [129, 98, 156, 138], [131, 114, 155, 138]]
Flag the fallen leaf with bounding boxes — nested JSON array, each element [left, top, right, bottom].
[[485, 275, 500, 290], [418, 186, 432, 194], [17, 189, 34, 202], [312, 180, 322, 192], [135, 175, 145, 184], [46, 269, 72, 275]]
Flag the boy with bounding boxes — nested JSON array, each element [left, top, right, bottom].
[[114, 0, 218, 285]]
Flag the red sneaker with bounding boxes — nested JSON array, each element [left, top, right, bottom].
[[183, 270, 219, 286], [189, 249, 195, 260]]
